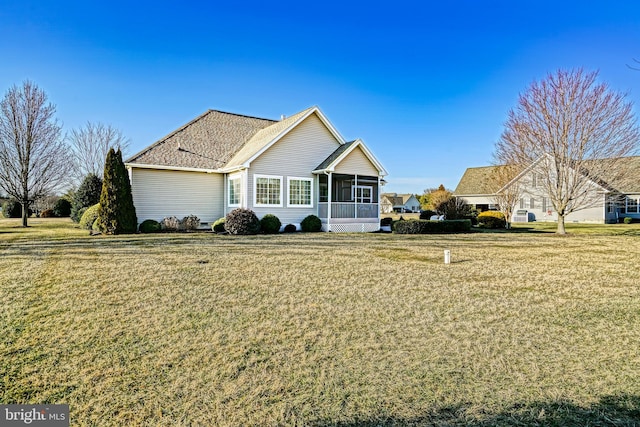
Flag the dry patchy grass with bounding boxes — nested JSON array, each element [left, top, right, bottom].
[[1, 219, 640, 426]]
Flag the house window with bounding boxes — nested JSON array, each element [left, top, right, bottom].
[[254, 175, 282, 207], [228, 175, 241, 207], [627, 197, 639, 213], [288, 177, 313, 207], [519, 198, 525, 209], [353, 185, 373, 203], [529, 198, 535, 209]]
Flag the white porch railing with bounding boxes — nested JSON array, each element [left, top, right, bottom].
[[318, 202, 379, 219]]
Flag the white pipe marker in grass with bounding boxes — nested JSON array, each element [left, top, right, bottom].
[[444, 250, 451, 264]]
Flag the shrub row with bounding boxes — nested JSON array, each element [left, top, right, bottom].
[[209, 209, 322, 234], [393, 219, 472, 234]]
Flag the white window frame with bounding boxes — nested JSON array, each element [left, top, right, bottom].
[[287, 177, 313, 208], [254, 174, 283, 207], [228, 173, 242, 208], [352, 185, 373, 203]]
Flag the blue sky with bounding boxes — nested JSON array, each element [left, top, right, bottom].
[[1, 1, 639, 194]]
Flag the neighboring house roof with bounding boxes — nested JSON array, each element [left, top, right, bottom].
[[453, 165, 505, 195], [455, 156, 640, 196], [126, 110, 276, 170], [381, 193, 417, 206]]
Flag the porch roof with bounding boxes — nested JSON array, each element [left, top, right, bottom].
[[313, 139, 388, 176]]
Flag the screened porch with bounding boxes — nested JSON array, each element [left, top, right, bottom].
[[317, 173, 380, 220]]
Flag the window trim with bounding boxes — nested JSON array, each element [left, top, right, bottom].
[[287, 176, 314, 208], [254, 174, 283, 207], [228, 173, 242, 208]]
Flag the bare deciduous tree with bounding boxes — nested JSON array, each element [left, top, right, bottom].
[[488, 164, 524, 229], [495, 69, 640, 234], [69, 122, 129, 183], [0, 81, 70, 226]]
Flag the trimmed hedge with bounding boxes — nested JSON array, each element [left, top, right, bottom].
[[393, 219, 472, 234], [477, 211, 506, 229]]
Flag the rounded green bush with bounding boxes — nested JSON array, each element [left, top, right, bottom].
[[53, 198, 72, 217], [260, 214, 282, 234], [477, 211, 506, 229], [139, 219, 162, 233], [79, 204, 100, 230], [212, 217, 226, 232], [225, 208, 261, 235], [300, 214, 322, 232], [2, 199, 24, 218], [284, 223, 297, 233], [624, 216, 633, 224]]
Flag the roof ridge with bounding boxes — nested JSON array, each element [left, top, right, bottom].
[[125, 109, 276, 164], [207, 109, 278, 123]]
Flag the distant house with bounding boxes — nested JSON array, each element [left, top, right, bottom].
[[125, 106, 388, 232], [380, 193, 421, 214], [454, 156, 640, 223]]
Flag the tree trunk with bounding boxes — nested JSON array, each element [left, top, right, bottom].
[[556, 214, 566, 234], [21, 201, 29, 227]]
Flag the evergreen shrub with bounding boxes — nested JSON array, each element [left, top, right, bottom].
[[284, 223, 297, 233], [79, 204, 100, 230], [300, 214, 322, 232], [139, 219, 162, 233], [96, 149, 137, 234], [624, 216, 633, 224], [2, 199, 23, 218], [53, 198, 72, 217], [260, 214, 282, 234], [71, 174, 102, 222]]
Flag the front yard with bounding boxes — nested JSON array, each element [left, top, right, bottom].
[[1, 219, 640, 426]]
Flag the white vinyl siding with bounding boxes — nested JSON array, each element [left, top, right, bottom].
[[130, 168, 223, 224], [333, 146, 379, 175], [288, 177, 313, 207], [248, 113, 341, 223]]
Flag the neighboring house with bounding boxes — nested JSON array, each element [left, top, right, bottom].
[[125, 106, 388, 232], [380, 193, 421, 213], [454, 157, 640, 223]]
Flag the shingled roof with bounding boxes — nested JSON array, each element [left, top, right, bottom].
[[126, 110, 277, 170], [453, 165, 505, 195], [455, 157, 640, 196]]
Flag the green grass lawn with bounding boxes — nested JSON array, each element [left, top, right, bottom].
[[2, 218, 640, 426]]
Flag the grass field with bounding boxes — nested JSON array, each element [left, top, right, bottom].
[[1, 218, 640, 426]]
